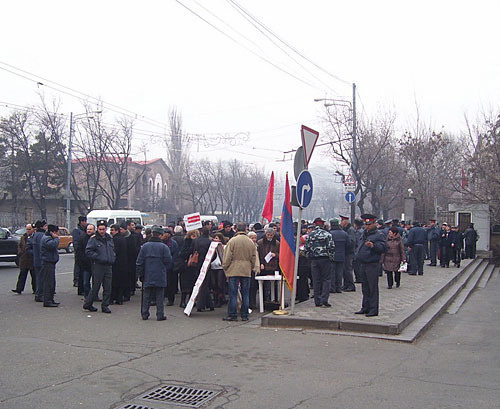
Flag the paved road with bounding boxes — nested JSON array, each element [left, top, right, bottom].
[[0, 255, 499, 409]]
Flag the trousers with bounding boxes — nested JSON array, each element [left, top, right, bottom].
[[84, 263, 112, 308], [311, 258, 332, 306], [42, 263, 56, 303], [410, 244, 425, 274], [359, 262, 379, 314], [142, 287, 165, 319], [342, 253, 356, 290], [34, 265, 44, 299], [15, 268, 36, 293], [330, 261, 344, 292]]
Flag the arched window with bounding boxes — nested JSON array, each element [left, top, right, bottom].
[[149, 178, 153, 194], [154, 173, 163, 197], [163, 183, 168, 198]]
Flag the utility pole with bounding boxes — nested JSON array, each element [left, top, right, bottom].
[[351, 83, 357, 222], [66, 112, 73, 230]]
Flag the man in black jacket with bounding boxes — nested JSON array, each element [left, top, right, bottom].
[[83, 220, 115, 313], [340, 215, 356, 291], [72, 216, 88, 293], [355, 214, 386, 317], [76, 224, 95, 298], [40, 225, 60, 307], [110, 224, 128, 305], [406, 221, 427, 275]]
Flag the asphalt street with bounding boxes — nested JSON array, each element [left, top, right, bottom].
[[0, 254, 499, 409]]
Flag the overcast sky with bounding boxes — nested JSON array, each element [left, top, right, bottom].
[[1, 0, 499, 177]]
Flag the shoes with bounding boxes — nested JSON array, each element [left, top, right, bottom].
[[321, 302, 332, 308], [388, 286, 393, 289], [355, 310, 368, 314], [43, 302, 59, 307], [157, 316, 166, 321], [241, 317, 249, 321], [142, 315, 149, 320], [166, 300, 174, 306], [83, 305, 98, 312], [101, 306, 111, 313], [73, 282, 78, 287], [35, 297, 43, 302], [179, 301, 186, 308], [343, 288, 356, 292], [365, 312, 378, 317], [418, 273, 423, 276], [51, 301, 60, 305], [197, 308, 205, 312], [427, 264, 436, 266], [396, 283, 400, 288], [222, 316, 237, 321], [11, 289, 21, 294], [335, 290, 342, 293], [315, 304, 322, 307], [408, 273, 416, 276], [123, 297, 130, 302]]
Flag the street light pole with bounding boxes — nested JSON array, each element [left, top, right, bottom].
[[351, 82, 357, 222], [66, 112, 73, 230]]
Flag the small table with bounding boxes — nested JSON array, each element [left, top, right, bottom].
[[255, 274, 284, 313]]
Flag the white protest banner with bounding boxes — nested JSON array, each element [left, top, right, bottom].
[[184, 241, 219, 316], [183, 212, 202, 231]]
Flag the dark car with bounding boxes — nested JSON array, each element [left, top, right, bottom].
[[0, 227, 19, 265]]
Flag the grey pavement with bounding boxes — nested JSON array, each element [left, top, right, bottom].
[[0, 254, 499, 409]]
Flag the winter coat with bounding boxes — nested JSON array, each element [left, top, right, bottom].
[[18, 233, 33, 270], [136, 237, 172, 288], [71, 225, 86, 252], [179, 237, 197, 292], [343, 224, 356, 255], [304, 227, 335, 260], [30, 230, 45, 268], [357, 227, 386, 264], [124, 230, 140, 275], [86, 233, 115, 265], [427, 225, 440, 242], [329, 226, 348, 262], [449, 230, 463, 249], [463, 228, 478, 244], [112, 233, 129, 287], [76, 233, 92, 271], [163, 237, 180, 265], [193, 235, 212, 275], [257, 237, 280, 271], [40, 233, 60, 264], [440, 230, 452, 247], [222, 232, 258, 278], [381, 234, 406, 272], [172, 232, 184, 250], [407, 226, 427, 246]]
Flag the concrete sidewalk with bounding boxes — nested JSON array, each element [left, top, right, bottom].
[[261, 258, 476, 340]]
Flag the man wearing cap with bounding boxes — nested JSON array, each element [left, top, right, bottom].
[[329, 218, 348, 293], [340, 215, 356, 292], [136, 226, 172, 320], [29, 220, 47, 302], [426, 219, 440, 266], [406, 221, 427, 275], [84, 220, 115, 313], [304, 217, 335, 307], [40, 225, 60, 307], [355, 214, 387, 317], [72, 216, 88, 293]]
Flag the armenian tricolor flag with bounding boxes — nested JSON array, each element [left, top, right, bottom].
[[279, 172, 296, 291]]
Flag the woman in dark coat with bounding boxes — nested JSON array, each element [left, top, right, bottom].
[[193, 225, 214, 312], [110, 224, 128, 304], [381, 227, 406, 289], [178, 229, 200, 308]]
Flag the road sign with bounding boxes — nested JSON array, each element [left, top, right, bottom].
[[301, 125, 319, 167], [296, 170, 313, 208], [344, 173, 355, 184], [345, 192, 356, 203], [293, 146, 306, 181], [344, 185, 356, 192]]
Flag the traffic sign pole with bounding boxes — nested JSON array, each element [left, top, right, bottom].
[[291, 206, 302, 316]]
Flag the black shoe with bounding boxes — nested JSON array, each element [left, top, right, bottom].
[[418, 273, 423, 275], [343, 288, 356, 292], [315, 304, 322, 307], [142, 315, 149, 320], [101, 306, 111, 313], [51, 301, 60, 305], [335, 290, 342, 293], [321, 302, 332, 308], [408, 273, 416, 275], [43, 302, 58, 307], [355, 310, 368, 314], [35, 297, 43, 302], [428, 264, 436, 267], [241, 317, 249, 321], [157, 316, 167, 321], [197, 308, 205, 312], [365, 312, 378, 317], [83, 305, 98, 312], [222, 316, 237, 321], [11, 289, 22, 294], [388, 286, 393, 289], [166, 300, 174, 306], [396, 283, 400, 288]]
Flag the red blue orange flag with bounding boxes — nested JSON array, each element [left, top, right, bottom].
[[279, 172, 296, 291]]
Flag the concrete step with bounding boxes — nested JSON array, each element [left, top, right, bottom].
[[477, 264, 495, 288], [492, 267, 500, 280], [446, 260, 489, 314]]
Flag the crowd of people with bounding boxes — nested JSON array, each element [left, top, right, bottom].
[[10, 213, 479, 321]]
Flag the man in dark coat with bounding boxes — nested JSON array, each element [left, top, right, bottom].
[[426, 219, 440, 266], [193, 224, 214, 311], [329, 218, 349, 293], [352, 218, 364, 283], [253, 222, 266, 241], [72, 215, 88, 293], [84, 220, 115, 313], [463, 223, 479, 259], [340, 215, 356, 292], [406, 221, 427, 275], [449, 226, 463, 268], [12, 224, 35, 294], [29, 220, 47, 302], [75, 224, 95, 298], [110, 224, 128, 304], [136, 226, 172, 321], [355, 214, 386, 317], [439, 223, 452, 267], [40, 225, 60, 307]]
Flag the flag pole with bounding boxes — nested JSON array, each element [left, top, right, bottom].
[[291, 206, 302, 315], [273, 273, 288, 315]]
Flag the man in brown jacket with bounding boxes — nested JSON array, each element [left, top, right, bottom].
[[12, 224, 35, 294], [222, 222, 258, 321]]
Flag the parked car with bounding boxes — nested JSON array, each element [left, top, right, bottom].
[[0, 227, 19, 265], [15, 226, 73, 253]]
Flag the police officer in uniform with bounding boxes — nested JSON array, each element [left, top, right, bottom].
[[355, 214, 386, 317]]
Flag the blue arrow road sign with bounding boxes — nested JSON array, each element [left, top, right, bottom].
[[345, 192, 355, 203], [296, 170, 313, 208]]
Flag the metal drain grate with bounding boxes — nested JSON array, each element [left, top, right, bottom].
[[118, 405, 154, 409], [138, 384, 220, 408]]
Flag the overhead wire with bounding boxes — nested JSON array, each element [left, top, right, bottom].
[[227, 0, 352, 87]]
